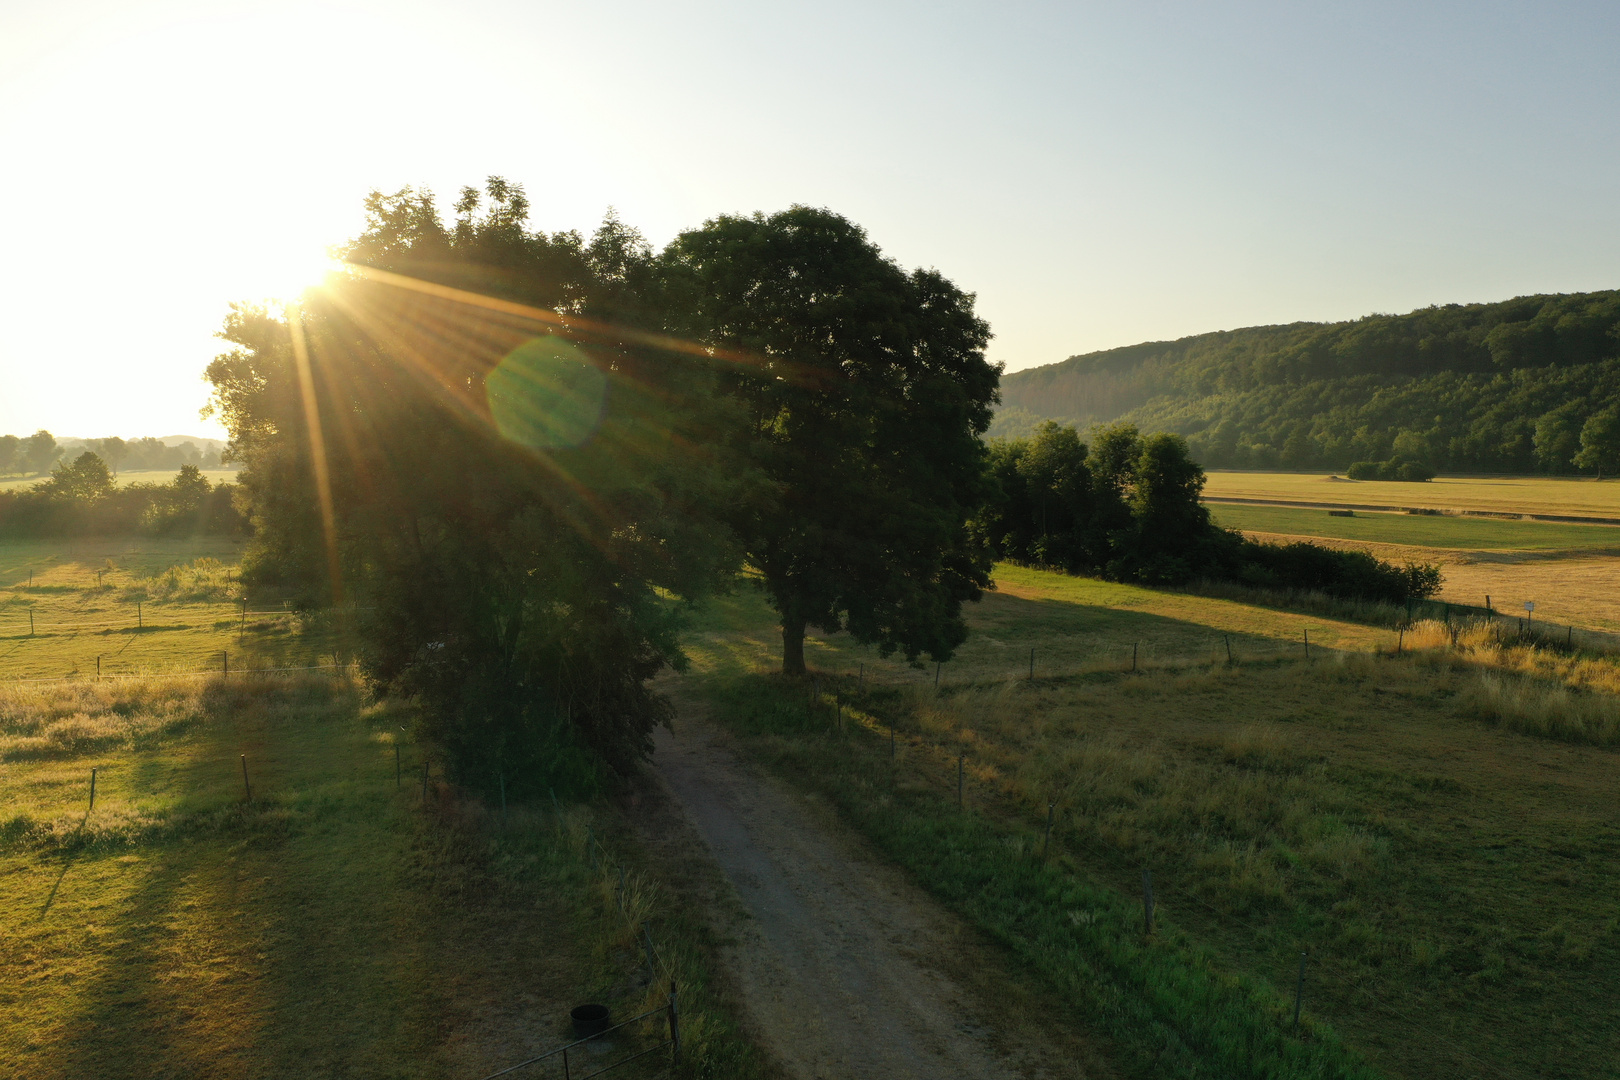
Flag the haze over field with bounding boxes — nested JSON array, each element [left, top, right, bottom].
[[5, 1, 1620, 436]]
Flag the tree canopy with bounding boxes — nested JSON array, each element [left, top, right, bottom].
[[994, 290, 1620, 475], [661, 206, 1001, 673]]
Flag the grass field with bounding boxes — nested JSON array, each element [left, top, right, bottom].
[[1209, 503, 1620, 551], [0, 679, 756, 1079], [1204, 470, 1620, 519], [0, 537, 331, 680], [681, 569, 1620, 1080], [0, 469, 241, 492]]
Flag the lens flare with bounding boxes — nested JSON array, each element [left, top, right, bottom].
[[487, 337, 608, 450]]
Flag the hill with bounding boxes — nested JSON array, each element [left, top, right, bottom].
[[993, 290, 1620, 473]]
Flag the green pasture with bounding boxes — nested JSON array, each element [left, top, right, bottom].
[[0, 537, 339, 680], [0, 672, 741, 1079], [686, 563, 1389, 684], [684, 562, 1620, 1080], [1209, 503, 1620, 551]]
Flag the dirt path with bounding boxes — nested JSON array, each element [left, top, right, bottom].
[[641, 699, 1102, 1080]]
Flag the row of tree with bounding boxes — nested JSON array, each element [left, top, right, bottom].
[[0, 432, 225, 477], [208, 181, 996, 796], [977, 421, 1441, 602], [0, 455, 243, 536], [994, 291, 1620, 475], [209, 181, 1438, 797]]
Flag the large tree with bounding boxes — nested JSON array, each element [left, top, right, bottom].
[[206, 179, 745, 793], [662, 207, 1000, 674]]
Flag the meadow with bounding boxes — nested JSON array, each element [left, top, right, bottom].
[[0, 468, 241, 492], [0, 540, 761, 1079], [1208, 502, 1620, 552], [1207, 502, 1620, 636], [682, 569, 1620, 1080], [0, 537, 324, 680], [1203, 470, 1620, 520]]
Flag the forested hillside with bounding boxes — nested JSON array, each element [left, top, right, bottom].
[[994, 291, 1620, 473]]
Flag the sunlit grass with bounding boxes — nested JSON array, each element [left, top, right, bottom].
[[0, 672, 758, 1079], [683, 562, 1620, 1079]]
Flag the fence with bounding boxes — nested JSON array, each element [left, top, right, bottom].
[[477, 992, 679, 1080], [801, 676, 1520, 1079]]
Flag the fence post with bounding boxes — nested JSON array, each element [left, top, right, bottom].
[[29, 608, 33, 636], [1224, 634, 1233, 664], [1142, 868, 1155, 936], [1131, 642, 1138, 672], [1303, 629, 1310, 661], [668, 985, 681, 1065], [240, 754, 252, 801], [223, 651, 228, 680], [96, 655, 101, 678], [89, 767, 97, 811], [1397, 628, 1404, 654], [1486, 594, 1492, 613], [1029, 647, 1035, 680], [1292, 950, 1308, 1028], [137, 601, 142, 629]]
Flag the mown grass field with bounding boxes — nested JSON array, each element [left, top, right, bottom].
[[0, 537, 333, 680], [0, 469, 241, 492], [1209, 502, 1620, 552], [1204, 470, 1620, 519], [680, 568, 1620, 1080]]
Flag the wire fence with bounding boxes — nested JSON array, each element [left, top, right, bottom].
[[804, 678, 1523, 1079]]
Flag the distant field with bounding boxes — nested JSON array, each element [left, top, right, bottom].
[[1209, 503, 1620, 551], [0, 537, 330, 680], [1204, 470, 1620, 519], [0, 468, 240, 492]]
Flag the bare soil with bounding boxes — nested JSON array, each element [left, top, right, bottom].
[[633, 691, 1109, 1080]]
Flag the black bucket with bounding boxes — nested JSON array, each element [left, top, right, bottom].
[[570, 1003, 612, 1040]]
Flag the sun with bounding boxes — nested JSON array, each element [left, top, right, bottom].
[[227, 246, 347, 306]]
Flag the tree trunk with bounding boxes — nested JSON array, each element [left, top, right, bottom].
[[782, 616, 807, 676]]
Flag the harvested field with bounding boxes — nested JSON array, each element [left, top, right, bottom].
[[1204, 471, 1620, 520]]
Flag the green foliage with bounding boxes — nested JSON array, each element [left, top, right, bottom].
[[0, 462, 243, 538], [1572, 407, 1620, 477], [981, 423, 1440, 602], [661, 206, 1000, 673], [207, 179, 747, 793], [997, 290, 1620, 474], [1344, 457, 1435, 481], [0, 431, 63, 476]]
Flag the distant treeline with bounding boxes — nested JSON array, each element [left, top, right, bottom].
[[0, 431, 224, 477], [0, 454, 244, 537], [996, 290, 1620, 475], [978, 421, 1441, 603]]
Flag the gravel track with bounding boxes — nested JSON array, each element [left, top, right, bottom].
[[642, 700, 1102, 1080]]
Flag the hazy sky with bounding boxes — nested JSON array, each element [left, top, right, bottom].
[[3, 0, 1618, 439]]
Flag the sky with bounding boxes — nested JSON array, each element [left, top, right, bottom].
[[2, 0, 1619, 439]]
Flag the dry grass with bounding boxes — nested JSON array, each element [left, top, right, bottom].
[[1203, 470, 1620, 519], [686, 563, 1620, 1079]]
